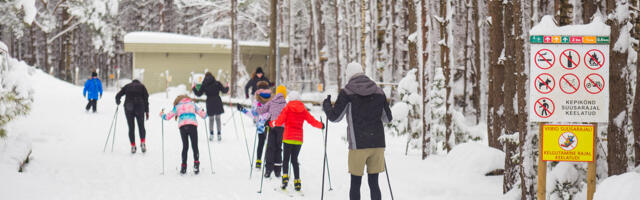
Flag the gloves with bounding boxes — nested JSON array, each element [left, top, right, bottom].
[[237, 104, 244, 111], [321, 122, 325, 130], [116, 100, 121, 105], [269, 120, 276, 128], [146, 112, 150, 120], [245, 94, 250, 99], [322, 95, 332, 112]]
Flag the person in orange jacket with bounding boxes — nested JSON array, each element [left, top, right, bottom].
[[269, 91, 324, 192]]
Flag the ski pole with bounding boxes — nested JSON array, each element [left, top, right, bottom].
[[323, 117, 333, 191], [237, 104, 252, 167], [227, 97, 239, 140], [103, 106, 119, 152], [249, 129, 259, 179], [321, 117, 329, 199], [203, 116, 214, 174], [258, 126, 270, 193], [111, 106, 120, 152], [161, 110, 165, 175], [385, 159, 394, 200]]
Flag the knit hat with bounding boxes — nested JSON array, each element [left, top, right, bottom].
[[91, 72, 98, 77], [256, 67, 264, 75], [276, 85, 287, 99], [345, 62, 364, 81], [288, 91, 301, 101]]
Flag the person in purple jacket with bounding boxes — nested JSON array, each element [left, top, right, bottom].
[[257, 85, 288, 178]]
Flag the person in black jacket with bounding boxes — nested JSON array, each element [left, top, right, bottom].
[[193, 72, 229, 141], [244, 67, 272, 98], [322, 62, 392, 200], [115, 80, 150, 154]]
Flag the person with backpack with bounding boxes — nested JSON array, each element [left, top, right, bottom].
[[322, 62, 392, 200], [115, 80, 150, 154], [270, 91, 325, 192], [193, 72, 229, 141], [160, 95, 207, 174], [83, 72, 103, 113], [237, 81, 272, 169], [244, 67, 272, 99], [256, 85, 288, 178]]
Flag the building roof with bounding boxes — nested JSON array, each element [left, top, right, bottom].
[[124, 32, 288, 54]]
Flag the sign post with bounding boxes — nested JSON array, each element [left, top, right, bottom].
[[529, 16, 609, 200]]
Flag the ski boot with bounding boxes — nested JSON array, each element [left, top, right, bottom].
[[217, 132, 222, 141], [294, 179, 302, 191], [281, 174, 289, 189], [255, 160, 262, 169], [141, 143, 147, 153], [209, 131, 214, 141], [274, 166, 282, 177], [194, 161, 200, 174], [264, 168, 272, 178], [180, 164, 187, 174], [131, 145, 137, 154]]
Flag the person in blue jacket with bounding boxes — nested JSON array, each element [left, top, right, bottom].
[[83, 72, 103, 113]]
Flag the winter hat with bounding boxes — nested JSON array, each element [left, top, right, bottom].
[[91, 72, 98, 77], [288, 91, 301, 101], [256, 67, 264, 75], [345, 62, 364, 81], [276, 85, 287, 99], [257, 80, 269, 90]]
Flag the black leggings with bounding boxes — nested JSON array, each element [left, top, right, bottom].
[[256, 129, 267, 160], [350, 174, 381, 200], [283, 143, 301, 179], [180, 125, 199, 164], [85, 99, 97, 112], [265, 127, 284, 170], [125, 110, 145, 145]]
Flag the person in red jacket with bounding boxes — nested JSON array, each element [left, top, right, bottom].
[[270, 91, 324, 192]]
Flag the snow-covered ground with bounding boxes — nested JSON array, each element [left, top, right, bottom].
[[0, 68, 504, 199]]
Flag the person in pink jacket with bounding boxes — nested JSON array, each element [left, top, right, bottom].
[[160, 95, 207, 174]]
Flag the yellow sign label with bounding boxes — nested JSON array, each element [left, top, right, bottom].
[[583, 36, 597, 43], [552, 36, 562, 43], [542, 124, 595, 162]]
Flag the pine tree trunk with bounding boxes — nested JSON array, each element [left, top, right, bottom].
[[336, 0, 342, 89], [472, 0, 481, 124], [463, 1, 470, 114], [408, 0, 418, 70], [554, 0, 572, 25], [231, 0, 238, 97], [606, 0, 629, 176], [631, 0, 640, 168], [513, 0, 530, 198], [502, 0, 519, 193], [421, 0, 430, 160], [439, 0, 453, 152], [269, 0, 278, 83], [488, 0, 504, 150], [582, 0, 597, 23]]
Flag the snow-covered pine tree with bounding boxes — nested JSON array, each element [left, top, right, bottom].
[[386, 68, 422, 155], [0, 45, 33, 137], [427, 67, 446, 155]]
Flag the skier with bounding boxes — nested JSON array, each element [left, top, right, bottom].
[[322, 62, 392, 200], [159, 95, 207, 174], [192, 72, 229, 141], [257, 85, 288, 178], [115, 80, 150, 154], [269, 91, 324, 191], [237, 80, 272, 169], [83, 72, 103, 113], [244, 67, 272, 99]]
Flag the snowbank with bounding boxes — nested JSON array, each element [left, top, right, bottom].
[[530, 15, 610, 36], [0, 133, 32, 172], [445, 142, 505, 175], [124, 32, 288, 47], [0, 41, 7, 53], [593, 172, 640, 200]]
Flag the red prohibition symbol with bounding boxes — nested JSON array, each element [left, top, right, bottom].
[[584, 49, 605, 70], [535, 73, 555, 94], [584, 73, 605, 94], [560, 49, 580, 70], [559, 73, 580, 94], [535, 97, 555, 118], [535, 49, 555, 70]]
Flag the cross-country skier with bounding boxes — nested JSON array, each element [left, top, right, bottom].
[[115, 80, 150, 154], [237, 81, 272, 169], [83, 72, 103, 113], [270, 91, 325, 192], [159, 95, 207, 174], [322, 62, 392, 200], [257, 85, 288, 178], [244, 67, 272, 99], [192, 72, 229, 141]]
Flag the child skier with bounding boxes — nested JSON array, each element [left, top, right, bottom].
[[237, 81, 272, 169], [83, 72, 103, 113], [270, 91, 324, 191], [192, 72, 229, 141], [160, 95, 207, 174], [256, 85, 288, 178]]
